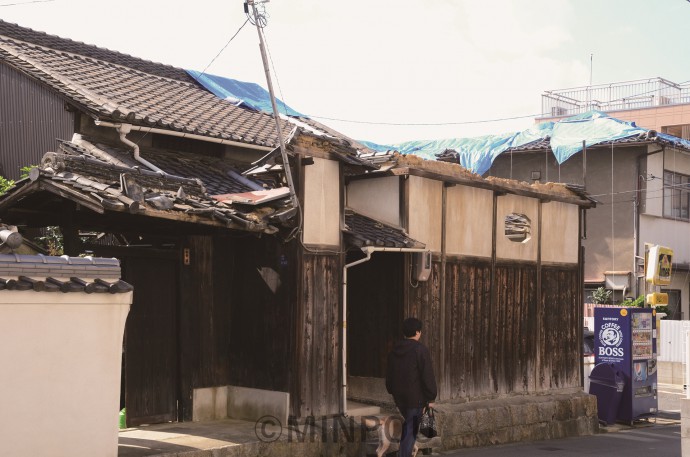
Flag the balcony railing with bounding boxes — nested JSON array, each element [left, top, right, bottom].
[[541, 77, 690, 118]]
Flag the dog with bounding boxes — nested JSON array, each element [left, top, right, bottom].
[[363, 415, 418, 457]]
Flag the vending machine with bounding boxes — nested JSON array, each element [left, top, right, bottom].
[[593, 307, 657, 424]]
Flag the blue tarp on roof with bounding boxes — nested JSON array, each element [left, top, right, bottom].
[[366, 111, 651, 176], [186, 69, 303, 117]]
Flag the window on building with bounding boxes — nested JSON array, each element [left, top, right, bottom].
[[663, 170, 690, 220], [662, 124, 690, 140], [505, 213, 531, 243]]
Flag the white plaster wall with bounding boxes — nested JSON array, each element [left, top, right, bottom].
[[0, 289, 131, 457], [445, 185, 493, 258], [346, 176, 400, 227], [406, 176, 443, 253], [495, 194, 539, 262], [302, 157, 341, 247], [640, 216, 690, 266], [541, 201, 579, 264], [665, 147, 690, 175], [645, 151, 664, 217]]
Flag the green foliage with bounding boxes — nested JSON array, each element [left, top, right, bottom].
[[592, 287, 612, 305], [34, 226, 64, 256], [0, 175, 14, 195], [19, 165, 37, 180], [620, 295, 645, 308]]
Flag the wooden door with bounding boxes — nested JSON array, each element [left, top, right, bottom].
[[123, 257, 178, 426]]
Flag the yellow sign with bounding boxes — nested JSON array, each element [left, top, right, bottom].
[[620, 309, 628, 317], [645, 245, 673, 285], [646, 292, 669, 306]]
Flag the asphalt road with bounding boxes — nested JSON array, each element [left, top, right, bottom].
[[440, 384, 685, 457]]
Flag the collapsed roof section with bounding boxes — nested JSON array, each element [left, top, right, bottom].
[[0, 140, 295, 234]]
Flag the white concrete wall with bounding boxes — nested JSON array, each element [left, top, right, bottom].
[[445, 185, 493, 258], [406, 176, 443, 253], [302, 157, 341, 247], [495, 194, 539, 262], [644, 151, 664, 217], [0, 289, 131, 457], [346, 176, 400, 227], [541, 202, 579, 264]]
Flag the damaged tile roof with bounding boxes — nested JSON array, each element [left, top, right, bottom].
[[68, 136, 265, 195], [3, 141, 294, 234], [344, 209, 424, 249], [0, 253, 132, 294], [0, 22, 290, 149], [0, 20, 195, 83]]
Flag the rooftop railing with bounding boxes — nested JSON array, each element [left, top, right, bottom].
[[541, 77, 690, 118]]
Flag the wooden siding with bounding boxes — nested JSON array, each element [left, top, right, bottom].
[[122, 256, 178, 426], [294, 253, 341, 418], [178, 235, 297, 421], [539, 266, 581, 390], [403, 258, 580, 401], [0, 63, 74, 179]]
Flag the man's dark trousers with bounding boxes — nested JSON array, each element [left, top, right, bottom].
[[398, 406, 422, 457]]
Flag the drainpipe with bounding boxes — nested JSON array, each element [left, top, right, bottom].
[[341, 245, 428, 416], [98, 122, 165, 174]]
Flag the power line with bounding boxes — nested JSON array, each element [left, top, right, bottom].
[[308, 112, 547, 126], [199, 18, 250, 76], [0, 0, 54, 6]]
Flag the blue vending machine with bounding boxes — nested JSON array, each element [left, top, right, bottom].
[[593, 307, 658, 424]]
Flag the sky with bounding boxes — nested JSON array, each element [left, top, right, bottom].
[[2, 0, 690, 145]]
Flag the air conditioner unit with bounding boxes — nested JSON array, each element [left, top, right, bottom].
[[412, 251, 432, 282]]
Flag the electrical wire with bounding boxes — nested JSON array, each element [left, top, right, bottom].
[[307, 112, 547, 126], [0, 0, 54, 6], [199, 18, 250, 76]]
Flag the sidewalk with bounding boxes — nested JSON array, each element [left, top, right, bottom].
[[118, 385, 683, 457]]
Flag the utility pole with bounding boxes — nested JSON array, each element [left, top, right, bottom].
[[245, 0, 299, 211]]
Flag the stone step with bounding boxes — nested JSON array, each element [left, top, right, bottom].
[[348, 400, 381, 417]]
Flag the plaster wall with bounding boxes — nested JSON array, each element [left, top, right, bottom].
[[406, 176, 442, 253], [495, 194, 539, 262], [541, 202, 579, 264], [346, 176, 400, 227], [645, 151, 664, 217], [302, 157, 341, 247], [445, 185, 493, 258], [0, 289, 131, 457]]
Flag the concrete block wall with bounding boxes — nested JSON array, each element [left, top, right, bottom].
[[436, 392, 598, 450]]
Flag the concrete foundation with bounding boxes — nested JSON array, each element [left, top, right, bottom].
[[434, 391, 598, 450], [227, 386, 290, 426]]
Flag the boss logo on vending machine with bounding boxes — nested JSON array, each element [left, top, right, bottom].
[[598, 322, 624, 357]]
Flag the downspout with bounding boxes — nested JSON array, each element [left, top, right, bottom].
[[341, 245, 429, 416], [101, 122, 166, 174]]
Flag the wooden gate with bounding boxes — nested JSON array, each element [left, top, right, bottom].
[[122, 256, 178, 426]]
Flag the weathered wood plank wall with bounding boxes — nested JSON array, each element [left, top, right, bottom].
[[403, 258, 580, 400], [178, 235, 297, 421], [539, 266, 580, 390], [294, 252, 341, 418]]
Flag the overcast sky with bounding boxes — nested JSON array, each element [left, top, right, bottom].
[[2, 0, 690, 144]]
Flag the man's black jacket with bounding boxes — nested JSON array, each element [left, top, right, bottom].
[[385, 338, 437, 409]]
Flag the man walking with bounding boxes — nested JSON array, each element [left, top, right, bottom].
[[385, 317, 437, 457]]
